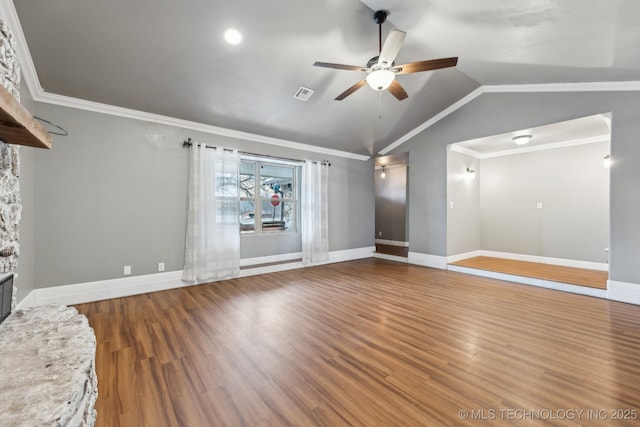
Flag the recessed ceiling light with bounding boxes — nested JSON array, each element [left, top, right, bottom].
[[224, 28, 242, 45]]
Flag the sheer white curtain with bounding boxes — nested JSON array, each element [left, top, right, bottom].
[[301, 161, 329, 265], [183, 143, 240, 282]]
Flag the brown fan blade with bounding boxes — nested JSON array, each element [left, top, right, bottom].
[[393, 57, 458, 75], [388, 80, 408, 101], [335, 80, 367, 101], [314, 62, 368, 72]]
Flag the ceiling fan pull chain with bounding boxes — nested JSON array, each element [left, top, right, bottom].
[[379, 91, 383, 120]]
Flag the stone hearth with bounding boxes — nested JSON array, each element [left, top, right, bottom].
[[0, 304, 97, 426]]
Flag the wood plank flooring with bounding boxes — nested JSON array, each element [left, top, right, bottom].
[[450, 256, 608, 290], [74, 259, 640, 426]]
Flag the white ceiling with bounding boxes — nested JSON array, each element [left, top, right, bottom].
[[10, 0, 640, 156], [451, 113, 610, 157]]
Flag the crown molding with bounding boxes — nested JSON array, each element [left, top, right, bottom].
[[378, 86, 485, 155], [450, 134, 609, 159], [0, 1, 369, 162], [4, 0, 639, 161], [380, 80, 640, 155]]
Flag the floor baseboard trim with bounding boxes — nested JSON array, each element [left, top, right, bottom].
[[373, 252, 409, 263], [607, 280, 640, 305], [448, 250, 609, 271], [16, 290, 36, 310], [448, 265, 608, 299], [375, 239, 409, 247], [408, 252, 448, 270], [22, 247, 374, 307]]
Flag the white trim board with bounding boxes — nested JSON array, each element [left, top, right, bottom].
[[379, 80, 640, 155], [17, 247, 374, 308], [375, 239, 409, 247], [4, 0, 639, 162], [408, 252, 448, 270], [373, 252, 409, 263], [448, 264, 607, 299], [0, 1, 368, 162], [447, 250, 609, 272], [449, 135, 610, 159], [607, 280, 640, 305]]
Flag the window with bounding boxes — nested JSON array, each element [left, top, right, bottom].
[[240, 158, 299, 233]]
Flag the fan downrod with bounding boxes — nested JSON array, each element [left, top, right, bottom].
[[373, 10, 388, 24]]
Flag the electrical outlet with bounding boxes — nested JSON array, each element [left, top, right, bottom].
[[537, 202, 543, 209], [158, 262, 165, 272], [378, 231, 382, 236], [124, 265, 131, 276], [450, 202, 454, 209]]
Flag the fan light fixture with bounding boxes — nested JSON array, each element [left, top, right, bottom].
[[223, 28, 242, 45], [513, 135, 532, 146], [366, 69, 395, 91]]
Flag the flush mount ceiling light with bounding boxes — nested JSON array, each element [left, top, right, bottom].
[[223, 28, 242, 45], [512, 134, 532, 146]]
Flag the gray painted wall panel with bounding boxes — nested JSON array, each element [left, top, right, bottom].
[[15, 86, 36, 301], [478, 142, 609, 262], [394, 91, 639, 284], [375, 166, 407, 242], [32, 103, 374, 287], [446, 150, 480, 256]]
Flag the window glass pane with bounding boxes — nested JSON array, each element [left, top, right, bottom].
[[240, 200, 255, 232], [240, 161, 255, 199], [260, 164, 294, 199], [216, 173, 238, 198], [260, 199, 294, 231]]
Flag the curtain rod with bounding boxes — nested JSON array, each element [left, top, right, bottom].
[[182, 138, 331, 166]]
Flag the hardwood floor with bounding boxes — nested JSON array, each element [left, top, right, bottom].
[[450, 256, 608, 290], [75, 259, 640, 426]]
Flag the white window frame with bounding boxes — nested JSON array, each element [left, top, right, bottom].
[[240, 155, 300, 234]]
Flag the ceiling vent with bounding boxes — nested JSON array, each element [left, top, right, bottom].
[[293, 86, 314, 102]]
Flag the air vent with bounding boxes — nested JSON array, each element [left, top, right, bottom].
[[293, 86, 314, 102]]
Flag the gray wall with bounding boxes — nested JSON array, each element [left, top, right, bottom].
[[478, 142, 609, 262], [31, 103, 374, 288], [15, 85, 36, 301], [392, 90, 640, 284], [446, 150, 480, 256], [375, 165, 408, 243]]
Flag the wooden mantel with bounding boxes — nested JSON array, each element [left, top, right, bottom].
[[0, 84, 52, 149]]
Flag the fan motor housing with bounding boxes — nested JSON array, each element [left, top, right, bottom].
[[373, 10, 388, 24]]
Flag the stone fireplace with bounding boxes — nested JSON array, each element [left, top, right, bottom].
[[0, 15, 22, 312]]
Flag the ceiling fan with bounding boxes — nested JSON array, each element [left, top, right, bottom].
[[314, 10, 458, 101]]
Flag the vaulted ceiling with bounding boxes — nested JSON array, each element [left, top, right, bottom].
[[10, 0, 640, 156]]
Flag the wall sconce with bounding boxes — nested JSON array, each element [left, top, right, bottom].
[[603, 154, 612, 169], [465, 167, 476, 180], [380, 165, 387, 179], [512, 134, 532, 146]]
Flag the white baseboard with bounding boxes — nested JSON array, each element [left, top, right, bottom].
[[448, 265, 608, 299], [408, 252, 448, 270], [16, 290, 36, 310], [607, 280, 640, 305], [373, 252, 409, 263], [446, 250, 484, 264], [240, 252, 302, 267], [20, 247, 374, 308], [328, 246, 375, 263], [375, 239, 409, 247], [447, 250, 609, 271]]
